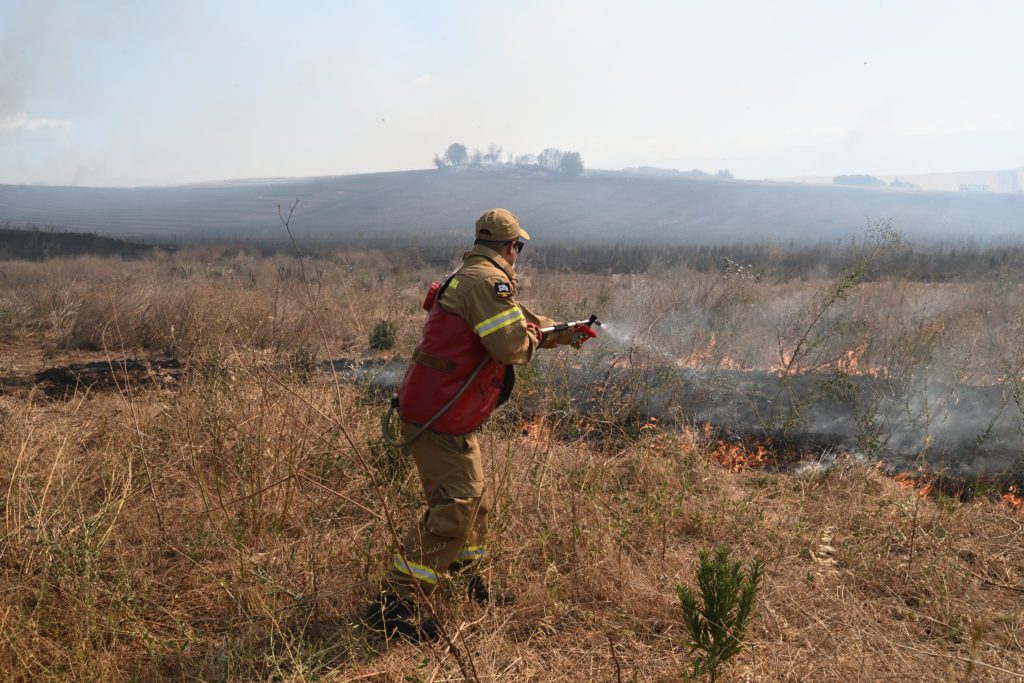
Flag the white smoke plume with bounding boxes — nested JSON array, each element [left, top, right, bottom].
[[0, 111, 72, 133]]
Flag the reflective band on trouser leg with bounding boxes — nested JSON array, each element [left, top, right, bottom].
[[473, 307, 524, 338], [393, 554, 439, 584], [456, 545, 486, 562]]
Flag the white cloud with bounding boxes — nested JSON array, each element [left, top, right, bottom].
[[413, 74, 432, 86], [0, 112, 72, 133]]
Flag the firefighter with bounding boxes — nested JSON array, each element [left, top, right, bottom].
[[363, 208, 598, 641]]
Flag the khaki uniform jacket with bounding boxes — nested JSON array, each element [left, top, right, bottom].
[[438, 244, 560, 365]]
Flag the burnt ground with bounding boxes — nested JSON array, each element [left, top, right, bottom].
[[5, 353, 1022, 492], [559, 365, 1024, 482], [0, 227, 168, 260], [0, 356, 182, 398]]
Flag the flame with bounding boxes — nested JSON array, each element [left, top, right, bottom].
[[1003, 486, 1024, 516], [892, 471, 934, 497], [711, 439, 773, 472], [767, 350, 796, 376], [678, 423, 783, 472], [764, 344, 887, 378], [836, 344, 888, 378], [675, 334, 745, 370], [892, 472, 916, 488], [880, 464, 1024, 512], [675, 337, 891, 377], [836, 345, 866, 375]]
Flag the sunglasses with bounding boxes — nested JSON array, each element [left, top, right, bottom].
[[509, 240, 525, 253]]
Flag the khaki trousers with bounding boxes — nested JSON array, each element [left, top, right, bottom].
[[388, 421, 488, 598]]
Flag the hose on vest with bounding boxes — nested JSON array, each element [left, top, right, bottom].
[[381, 356, 490, 447]]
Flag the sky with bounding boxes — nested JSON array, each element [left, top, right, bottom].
[[1, 0, 1021, 186]]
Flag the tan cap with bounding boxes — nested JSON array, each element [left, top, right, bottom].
[[475, 208, 530, 242]]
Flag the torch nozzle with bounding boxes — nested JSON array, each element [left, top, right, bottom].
[[539, 314, 601, 335]]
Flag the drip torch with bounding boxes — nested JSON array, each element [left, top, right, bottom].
[[540, 314, 601, 336]]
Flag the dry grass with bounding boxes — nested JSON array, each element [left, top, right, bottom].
[[3, 248, 1023, 383], [0, 248, 431, 357], [1, 369, 1021, 681], [0, 247, 1022, 681]]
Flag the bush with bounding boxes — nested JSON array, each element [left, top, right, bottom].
[[677, 545, 764, 681], [368, 319, 397, 350]]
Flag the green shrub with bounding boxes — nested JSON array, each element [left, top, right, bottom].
[[677, 545, 764, 681], [368, 319, 397, 351]]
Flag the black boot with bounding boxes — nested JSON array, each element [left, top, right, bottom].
[[466, 575, 516, 606], [361, 592, 440, 642]]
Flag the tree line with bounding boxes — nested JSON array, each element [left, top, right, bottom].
[[834, 174, 917, 189], [299, 234, 1024, 282], [433, 142, 584, 178]]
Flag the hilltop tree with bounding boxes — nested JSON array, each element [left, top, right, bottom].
[[560, 151, 584, 178], [485, 143, 503, 163], [444, 143, 467, 166], [538, 147, 564, 169]]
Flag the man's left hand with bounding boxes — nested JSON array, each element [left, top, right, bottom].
[[569, 325, 598, 349]]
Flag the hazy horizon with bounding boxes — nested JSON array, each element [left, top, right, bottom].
[[2, 1, 1022, 187]]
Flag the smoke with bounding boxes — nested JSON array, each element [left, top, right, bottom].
[[532, 260, 1024, 485], [0, 112, 72, 133], [598, 320, 659, 353], [0, 0, 73, 115]]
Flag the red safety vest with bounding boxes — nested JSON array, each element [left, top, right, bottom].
[[397, 279, 507, 434]]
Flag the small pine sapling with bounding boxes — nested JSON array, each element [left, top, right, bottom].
[[676, 545, 764, 681], [368, 319, 397, 351]]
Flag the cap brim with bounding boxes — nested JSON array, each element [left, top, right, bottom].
[[518, 227, 531, 241]]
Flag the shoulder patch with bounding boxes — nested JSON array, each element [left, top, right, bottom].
[[494, 281, 513, 299]]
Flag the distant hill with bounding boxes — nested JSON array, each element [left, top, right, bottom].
[[2, 166, 1022, 245], [779, 167, 1024, 194], [881, 168, 1024, 193]]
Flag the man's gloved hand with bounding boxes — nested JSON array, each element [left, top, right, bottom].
[[526, 322, 543, 346], [569, 324, 598, 349]]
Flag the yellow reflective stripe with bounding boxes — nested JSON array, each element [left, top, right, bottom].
[[393, 555, 438, 584], [449, 278, 459, 289], [473, 307, 520, 334], [473, 307, 524, 338], [457, 545, 486, 561]]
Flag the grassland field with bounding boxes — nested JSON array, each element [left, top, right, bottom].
[[0, 238, 1022, 681]]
